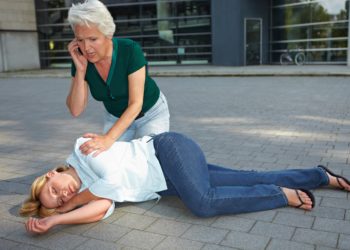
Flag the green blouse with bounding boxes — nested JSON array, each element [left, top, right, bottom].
[[71, 38, 160, 117]]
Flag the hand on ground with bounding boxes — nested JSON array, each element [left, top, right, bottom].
[[25, 217, 55, 234]]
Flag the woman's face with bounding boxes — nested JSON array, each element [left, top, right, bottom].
[[74, 24, 112, 63], [39, 171, 80, 209]]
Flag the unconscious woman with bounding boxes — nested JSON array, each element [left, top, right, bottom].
[[20, 132, 350, 234], [66, 0, 170, 157]]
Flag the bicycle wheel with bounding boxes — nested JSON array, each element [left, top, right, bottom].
[[280, 53, 292, 65], [294, 53, 305, 65]]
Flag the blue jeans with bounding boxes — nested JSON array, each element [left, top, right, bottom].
[[153, 132, 329, 217], [103, 92, 170, 141]]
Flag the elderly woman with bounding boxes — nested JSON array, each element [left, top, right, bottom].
[[21, 132, 350, 234], [66, 0, 170, 156]]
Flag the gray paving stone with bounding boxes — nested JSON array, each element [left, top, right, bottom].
[[75, 239, 120, 250], [118, 201, 156, 215], [339, 234, 350, 250], [236, 210, 276, 222], [145, 218, 191, 237], [307, 206, 345, 220], [315, 246, 338, 250], [320, 197, 350, 209], [211, 216, 255, 232], [6, 225, 56, 248], [0, 238, 19, 249], [273, 212, 315, 228], [117, 230, 165, 249], [0, 219, 24, 237], [103, 211, 127, 224], [144, 203, 185, 220], [181, 225, 228, 244], [40, 231, 89, 250], [113, 213, 157, 230], [220, 231, 269, 250], [9, 243, 48, 250], [250, 221, 295, 240], [266, 239, 314, 250], [313, 217, 350, 234], [61, 221, 98, 235], [346, 210, 350, 221], [83, 222, 131, 242], [202, 244, 239, 250], [153, 236, 203, 250], [293, 228, 338, 248]]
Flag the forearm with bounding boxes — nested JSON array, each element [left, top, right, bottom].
[[53, 199, 112, 225], [66, 73, 88, 117]]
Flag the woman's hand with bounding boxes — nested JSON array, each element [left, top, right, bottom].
[[80, 133, 114, 157], [25, 217, 56, 234], [68, 39, 88, 73]]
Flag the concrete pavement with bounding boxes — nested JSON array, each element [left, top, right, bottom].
[[0, 75, 350, 249]]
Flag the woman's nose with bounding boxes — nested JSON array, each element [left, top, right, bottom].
[[83, 40, 90, 50], [63, 190, 68, 196]]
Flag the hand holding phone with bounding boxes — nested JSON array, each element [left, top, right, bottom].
[[68, 39, 87, 72]]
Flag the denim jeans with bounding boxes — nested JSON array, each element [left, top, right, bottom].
[[153, 132, 329, 217], [103, 92, 170, 141]]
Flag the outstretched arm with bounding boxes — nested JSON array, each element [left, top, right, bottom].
[[25, 199, 112, 234]]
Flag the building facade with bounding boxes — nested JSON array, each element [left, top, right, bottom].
[[0, 0, 40, 72], [8, 0, 350, 70]]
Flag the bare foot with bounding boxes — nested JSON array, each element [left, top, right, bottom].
[[282, 188, 314, 211], [326, 173, 350, 191]]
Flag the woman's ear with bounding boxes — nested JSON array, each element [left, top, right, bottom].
[[46, 170, 57, 178]]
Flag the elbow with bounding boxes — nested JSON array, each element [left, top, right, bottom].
[[95, 212, 106, 221], [95, 200, 113, 221], [69, 109, 82, 118], [66, 102, 83, 117]]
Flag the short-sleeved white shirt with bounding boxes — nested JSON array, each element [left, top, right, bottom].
[[66, 136, 167, 219]]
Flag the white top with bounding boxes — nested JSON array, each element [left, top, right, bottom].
[[66, 136, 167, 219]]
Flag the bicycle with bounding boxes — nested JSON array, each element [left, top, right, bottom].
[[280, 48, 305, 65]]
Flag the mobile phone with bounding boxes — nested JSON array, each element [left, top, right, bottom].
[[77, 47, 83, 55]]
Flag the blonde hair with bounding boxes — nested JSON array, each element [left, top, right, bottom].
[[68, 0, 116, 38], [19, 165, 70, 218]]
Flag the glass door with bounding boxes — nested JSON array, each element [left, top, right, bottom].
[[244, 18, 262, 65]]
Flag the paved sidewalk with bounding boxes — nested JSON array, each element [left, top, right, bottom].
[[1, 65, 350, 78], [0, 75, 350, 249]]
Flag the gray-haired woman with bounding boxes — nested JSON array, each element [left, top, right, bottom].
[[66, 0, 170, 157]]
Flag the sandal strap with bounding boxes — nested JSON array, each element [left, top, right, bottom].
[[294, 190, 304, 208], [336, 177, 345, 190]]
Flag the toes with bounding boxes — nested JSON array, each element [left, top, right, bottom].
[[298, 191, 312, 205]]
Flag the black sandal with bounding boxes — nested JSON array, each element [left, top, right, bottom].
[[318, 165, 350, 190], [294, 189, 315, 209]]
